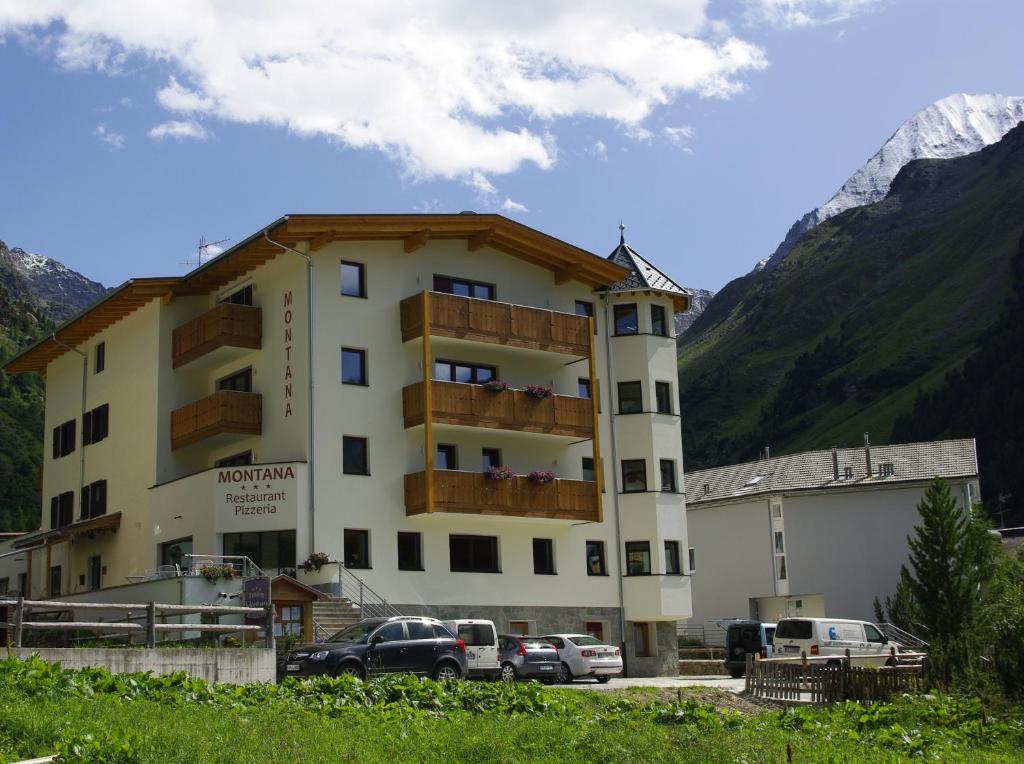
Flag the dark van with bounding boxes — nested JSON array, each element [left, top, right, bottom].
[[719, 620, 776, 678]]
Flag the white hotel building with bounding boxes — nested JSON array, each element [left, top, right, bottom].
[[3, 214, 694, 675]]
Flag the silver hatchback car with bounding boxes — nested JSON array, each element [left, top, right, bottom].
[[497, 634, 560, 682]]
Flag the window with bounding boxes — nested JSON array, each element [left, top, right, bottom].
[[433, 275, 494, 300], [651, 304, 668, 337], [436, 444, 458, 470], [449, 535, 500, 573], [613, 303, 638, 335], [218, 367, 253, 392], [344, 529, 371, 569], [340, 260, 366, 297], [621, 459, 647, 492], [632, 622, 653, 657], [82, 403, 109, 446], [221, 284, 253, 306], [617, 381, 643, 414], [215, 451, 253, 468], [80, 480, 107, 520], [625, 541, 652, 576], [49, 492, 73, 529], [481, 448, 502, 471], [577, 378, 592, 399], [582, 457, 595, 482], [574, 300, 594, 318], [159, 537, 193, 569], [584, 621, 605, 642], [373, 622, 405, 642], [341, 348, 367, 385], [703, 483, 710, 495], [664, 541, 682, 575], [586, 540, 607, 576], [52, 419, 76, 459], [343, 436, 369, 475], [660, 460, 677, 493], [397, 532, 423, 571], [655, 382, 672, 415], [508, 621, 530, 636], [878, 462, 895, 477], [688, 547, 696, 573], [223, 530, 296, 572], [434, 360, 496, 384], [17, 572, 27, 596], [0, 578, 7, 595], [87, 555, 102, 591], [533, 538, 556, 575], [49, 565, 62, 598], [457, 623, 497, 646], [408, 621, 436, 640], [774, 531, 785, 554], [843, 466, 854, 480], [275, 605, 303, 638], [864, 623, 886, 644], [776, 554, 788, 581], [94, 342, 105, 374]]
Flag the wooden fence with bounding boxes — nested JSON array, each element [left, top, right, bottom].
[[2, 596, 275, 649], [745, 649, 927, 706]]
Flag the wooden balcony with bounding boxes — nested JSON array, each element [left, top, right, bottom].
[[400, 291, 591, 356], [405, 470, 600, 521], [170, 391, 262, 450], [172, 304, 262, 369], [403, 381, 594, 439]]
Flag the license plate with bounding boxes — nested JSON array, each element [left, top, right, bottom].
[[784, 645, 799, 653], [286, 663, 301, 672], [539, 665, 553, 670], [599, 652, 612, 658]]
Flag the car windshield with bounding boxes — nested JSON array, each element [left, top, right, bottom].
[[328, 620, 383, 644], [567, 635, 603, 647]]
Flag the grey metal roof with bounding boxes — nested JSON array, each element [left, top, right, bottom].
[[606, 232, 690, 297], [685, 438, 978, 505]]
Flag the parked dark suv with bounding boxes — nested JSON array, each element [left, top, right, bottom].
[[283, 616, 468, 680]]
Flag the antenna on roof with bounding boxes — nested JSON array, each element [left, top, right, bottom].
[[618, 221, 626, 246], [184, 236, 230, 267]]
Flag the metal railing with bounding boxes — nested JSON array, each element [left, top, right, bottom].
[[676, 623, 706, 646], [312, 619, 332, 643], [877, 622, 929, 649], [336, 564, 401, 620], [2, 596, 275, 649], [127, 555, 266, 583]]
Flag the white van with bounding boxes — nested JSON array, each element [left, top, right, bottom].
[[444, 619, 500, 679], [772, 617, 896, 667]]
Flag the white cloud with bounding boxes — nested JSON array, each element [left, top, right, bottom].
[[198, 243, 224, 262], [148, 119, 210, 141], [0, 2, 767, 180], [501, 198, 529, 213], [590, 139, 608, 161], [744, 0, 882, 28], [465, 171, 497, 196], [93, 123, 124, 149], [663, 125, 695, 152]]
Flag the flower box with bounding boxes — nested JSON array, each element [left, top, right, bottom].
[[523, 384, 554, 399], [486, 465, 516, 481], [528, 470, 556, 484]]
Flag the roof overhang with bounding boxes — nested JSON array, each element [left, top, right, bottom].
[[606, 286, 690, 313], [3, 214, 629, 375], [13, 512, 122, 549]]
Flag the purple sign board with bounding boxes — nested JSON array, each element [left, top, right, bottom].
[[243, 577, 271, 624]]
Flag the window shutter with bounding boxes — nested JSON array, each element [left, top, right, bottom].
[[50, 496, 59, 528], [52, 427, 60, 459], [93, 480, 107, 516], [82, 411, 93, 446], [97, 404, 109, 440], [81, 484, 92, 519]]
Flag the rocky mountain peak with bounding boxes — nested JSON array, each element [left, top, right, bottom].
[[0, 239, 108, 323]]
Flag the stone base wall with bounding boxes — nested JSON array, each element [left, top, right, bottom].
[[394, 603, 679, 678], [11, 648, 276, 685]]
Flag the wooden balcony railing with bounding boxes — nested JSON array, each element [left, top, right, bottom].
[[170, 391, 262, 450], [400, 291, 591, 356], [405, 470, 599, 521], [403, 381, 594, 438], [172, 303, 262, 369]]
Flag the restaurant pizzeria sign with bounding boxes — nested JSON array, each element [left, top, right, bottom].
[[216, 465, 300, 532]]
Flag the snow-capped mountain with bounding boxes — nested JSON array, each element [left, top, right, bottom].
[[0, 239, 108, 323], [674, 287, 715, 335], [762, 93, 1024, 270]]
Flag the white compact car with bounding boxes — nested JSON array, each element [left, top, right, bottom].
[[444, 619, 500, 679], [541, 633, 623, 683], [772, 617, 897, 667]]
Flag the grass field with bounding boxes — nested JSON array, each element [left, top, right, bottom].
[[1, 657, 1022, 763]]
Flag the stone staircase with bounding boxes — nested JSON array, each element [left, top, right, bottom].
[[311, 597, 362, 639]]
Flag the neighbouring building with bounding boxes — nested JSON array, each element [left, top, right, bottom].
[[2, 214, 694, 675], [683, 438, 980, 644]]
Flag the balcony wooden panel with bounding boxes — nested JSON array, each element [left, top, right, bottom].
[[400, 292, 590, 356], [405, 470, 599, 521], [172, 304, 262, 369], [402, 381, 593, 438], [170, 391, 262, 450]]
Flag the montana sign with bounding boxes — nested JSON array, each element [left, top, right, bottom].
[[216, 464, 300, 533]]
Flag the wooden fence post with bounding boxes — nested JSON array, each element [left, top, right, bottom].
[[146, 602, 157, 648], [745, 653, 752, 693], [13, 596, 24, 648]]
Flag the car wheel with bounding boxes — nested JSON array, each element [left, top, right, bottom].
[[729, 668, 745, 679], [337, 663, 365, 680], [432, 662, 461, 681], [557, 662, 573, 684], [595, 675, 612, 684], [500, 663, 517, 683]]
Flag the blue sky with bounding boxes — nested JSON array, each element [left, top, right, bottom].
[[1, 0, 1022, 292]]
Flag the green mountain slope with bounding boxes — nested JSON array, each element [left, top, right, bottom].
[[678, 122, 1024, 512]]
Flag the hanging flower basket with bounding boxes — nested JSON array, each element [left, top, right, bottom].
[[481, 379, 509, 392], [528, 470, 556, 485], [486, 465, 516, 481], [199, 564, 235, 583], [300, 552, 332, 572], [523, 384, 554, 399]]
